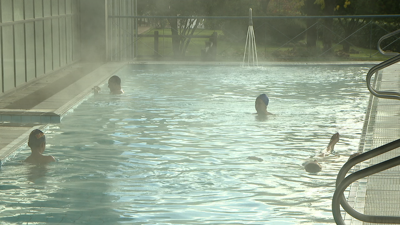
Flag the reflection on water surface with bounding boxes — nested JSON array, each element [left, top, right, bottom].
[[1, 64, 370, 224]]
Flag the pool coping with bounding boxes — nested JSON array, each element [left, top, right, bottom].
[[343, 69, 381, 225]]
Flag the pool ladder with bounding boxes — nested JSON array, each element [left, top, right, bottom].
[[332, 29, 400, 224]]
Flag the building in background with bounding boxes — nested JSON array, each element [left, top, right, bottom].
[[0, 0, 137, 95]]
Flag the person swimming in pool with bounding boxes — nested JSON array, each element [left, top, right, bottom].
[[108, 75, 124, 95], [255, 94, 273, 115], [303, 132, 340, 173], [24, 129, 56, 165]]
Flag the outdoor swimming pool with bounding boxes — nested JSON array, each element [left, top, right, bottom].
[[1, 63, 371, 224]]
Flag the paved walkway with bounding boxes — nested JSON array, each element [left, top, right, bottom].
[[0, 62, 126, 165], [345, 63, 400, 225]]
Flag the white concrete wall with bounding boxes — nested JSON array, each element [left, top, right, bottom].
[[0, 0, 80, 95], [0, 0, 137, 95], [107, 0, 136, 61]]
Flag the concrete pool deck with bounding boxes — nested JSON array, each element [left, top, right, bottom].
[[344, 63, 400, 224], [0, 61, 399, 224]]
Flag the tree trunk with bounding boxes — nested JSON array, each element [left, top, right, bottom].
[[260, 0, 271, 14], [342, 28, 351, 52], [322, 19, 333, 53], [168, 18, 180, 58], [181, 19, 200, 56], [322, 0, 335, 54], [306, 19, 318, 48], [342, 19, 360, 53], [303, 0, 320, 49]]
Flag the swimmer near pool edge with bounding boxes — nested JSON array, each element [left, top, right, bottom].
[[24, 129, 56, 165]]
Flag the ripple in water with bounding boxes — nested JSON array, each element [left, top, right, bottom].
[[2, 64, 370, 224]]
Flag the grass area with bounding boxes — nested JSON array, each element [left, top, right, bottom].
[[135, 28, 389, 62]]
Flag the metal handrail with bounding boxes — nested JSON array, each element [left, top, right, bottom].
[[366, 29, 400, 100], [333, 29, 400, 224], [332, 139, 400, 224], [366, 54, 400, 100], [378, 29, 400, 56]]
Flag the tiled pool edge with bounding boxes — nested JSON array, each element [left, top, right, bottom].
[[0, 110, 61, 124], [344, 63, 400, 224], [343, 70, 382, 225], [0, 62, 128, 167]]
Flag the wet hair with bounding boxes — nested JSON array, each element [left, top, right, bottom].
[[256, 94, 269, 106], [108, 75, 121, 86], [28, 129, 46, 148], [304, 161, 322, 173]]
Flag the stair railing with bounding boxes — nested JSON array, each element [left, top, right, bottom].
[[332, 29, 400, 224], [366, 54, 400, 100], [378, 29, 400, 56], [332, 139, 400, 225]]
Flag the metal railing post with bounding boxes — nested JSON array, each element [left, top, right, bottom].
[[332, 139, 400, 224], [333, 28, 400, 224]]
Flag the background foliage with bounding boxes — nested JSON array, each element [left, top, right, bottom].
[[135, 0, 400, 60]]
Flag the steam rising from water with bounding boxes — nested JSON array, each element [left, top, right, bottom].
[[2, 64, 369, 224]]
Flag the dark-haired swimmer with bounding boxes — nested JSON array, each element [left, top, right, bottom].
[[24, 129, 56, 165], [108, 75, 124, 95], [303, 132, 339, 173], [255, 94, 273, 115]]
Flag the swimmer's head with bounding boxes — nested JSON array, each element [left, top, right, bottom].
[[304, 160, 322, 173], [108, 75, 121, 86], [258, 94, 269, 105], [108, 75, 123, 94], [255, 94, 269, 115], [28, 129, 46, 150]]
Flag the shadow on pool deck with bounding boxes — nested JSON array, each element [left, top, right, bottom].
[[0, 61, 127, 166], [5, 65, 101, 110]]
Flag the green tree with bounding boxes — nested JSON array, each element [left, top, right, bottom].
[[209, 0, 265, 44], [298, 0, 336, 52], [301, 0, 322, 48], [377, 0, 400, 16], [334, 0, 378, 52], [267, 0, 304, 16], [321, 0, 336, 53], [139, 0, 218, 58], [374, 0, 400, 52]]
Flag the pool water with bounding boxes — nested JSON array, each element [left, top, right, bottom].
[[1, 64, 371, 224]]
